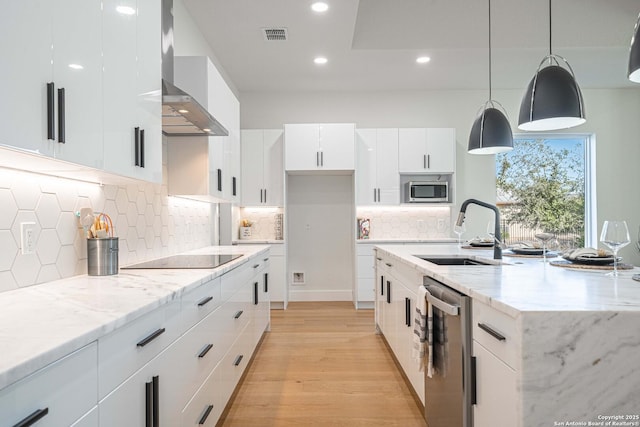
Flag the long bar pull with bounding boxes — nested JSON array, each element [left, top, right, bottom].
[[140, 129, 145, 168], [232, 177, 237, 196], [386, 281, 391, 304], [198, 405, 214, 425], [145, 381, 152, 427], [423, 154, 426, 169], [321, 151, 324, 166], [477, 323, 506, 341], [47, 83, 55, 140], [316, 151, 319, 166], [13, 408, 49, 427], [134, 127, 140, 166], [217, 169, 222, 192], [57, 88, 65, 143], [152, 376, 159, 427], [264, 188, 267, 203], [380, 276, 384, 296], [136, 328, 166, 347], [427, 154, 430, 169], [198, 344, 214, 358], [405, 297, 411, 326], [233, 355, 244, 366], [471, 356, 478, 405], [234, 310, 244, 319], [254, 282, 258, 305], [197, 296, 213, 307], [264, 272, 269, 293]]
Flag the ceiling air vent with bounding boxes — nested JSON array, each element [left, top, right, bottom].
[[263, 27, 288, 41]]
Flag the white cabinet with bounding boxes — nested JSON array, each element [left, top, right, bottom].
[[267, 244, 287, 308], [356, 129, 400, 205], [0, 0, 103, 169], [398, 128, 456, 173], [241, 129, 284, 206], [355, 244, 376, 307], [284, 124, 355, 171], [169, 56, 240, 201], [0, 343, 98, 427], [102, 0, 162, 183]]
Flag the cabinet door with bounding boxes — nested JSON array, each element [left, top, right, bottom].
[[426, 128, 456, 173], [472, 340, 518, 427], [375, 129, 400, 204], [284, 124, 319, 170], [269, 254, 286, 306], [209, 136, 226, 198], [241, 130, 265, 206], [0, 1, 55, 157], [398, 128, 427, 173], [263, 129, 284, 206], [52, 0, 103, 169], [319, 124, 355, 170], [355, 129, 377, 205], [394, 284, 425, 404]]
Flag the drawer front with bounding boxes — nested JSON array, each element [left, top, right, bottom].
[[218, 320, 253, 409], [181, 277, 222, 329], [98, 298, 181, 399], [0, 343, 98, 427], [181, 368, 221, 427], [472, 300, 519, 369], [221, 263, 254, 301], [70, 406, 98, 427]]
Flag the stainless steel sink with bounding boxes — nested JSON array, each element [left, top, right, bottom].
[[416, 256, 499, 266]]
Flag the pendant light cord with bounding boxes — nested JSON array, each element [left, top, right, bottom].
[[488, 0, 492, 100], [548, 0, 552, 56]]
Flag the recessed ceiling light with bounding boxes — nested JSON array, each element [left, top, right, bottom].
[[416, 56, 431, 64], [116, 5, 136, 15], [314, 57, 328, 65], [68, 64, 84, 70], [311, 2, 329, 13]]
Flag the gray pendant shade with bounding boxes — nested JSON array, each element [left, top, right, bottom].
[[468, 106, 513, 155], [518, 59, 586, 131], [628, 13, 640, 82]]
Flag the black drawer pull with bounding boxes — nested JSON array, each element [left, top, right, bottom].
[[140, 128, 145, 168], [57, 88, 65, 143], [385, 263, 392, 267], [197, 296, 213, 307], [380, 276, 384, 296], [405, 297, 411, 327], [386, 281, 391, 304], [152, 376, 159, 427], [46, 83, 55, 140], [233, 355, 244, 366], [145, 381, 152, 427], [134, 127, 140, 166], [253, 264, 260, 269], [254, 282, 258, 305], [477, 323, 506, 341], [198, 344, 214, 358], [13, 408, 49, 427], [137, 328, 166, 347], [264, 272, 269, 293], [198, 405, 214, 425], [234, 310, 244, 319]]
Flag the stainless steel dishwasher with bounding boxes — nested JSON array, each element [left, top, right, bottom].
[[423, 276, 473, 427]]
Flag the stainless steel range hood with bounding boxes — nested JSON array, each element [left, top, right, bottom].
[[161, 0, 228, 137]]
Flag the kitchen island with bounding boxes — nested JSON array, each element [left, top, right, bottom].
[[376, 243, 640, 427]]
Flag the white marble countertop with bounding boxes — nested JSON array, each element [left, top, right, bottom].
[[0, 245, 270, 391], [376, 244, 640, 318], [357, 238, 456, 244], [233, 239, 284, 244]]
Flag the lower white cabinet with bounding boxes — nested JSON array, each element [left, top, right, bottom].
[[266, 244, 286, 308], [70, 406, 98, 427], [355, 244, 376, 307], [0, 343, 98, 427]]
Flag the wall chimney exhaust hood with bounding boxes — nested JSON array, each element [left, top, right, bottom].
[[161, 0, 228, 137]]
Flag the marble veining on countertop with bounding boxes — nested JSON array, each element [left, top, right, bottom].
[[375, 244, 640, 317], [0, 245, 270, 391], [357, 238, 457, 244]]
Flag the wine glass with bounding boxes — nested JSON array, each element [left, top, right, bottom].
[[600, 220, 630, 277], [453, 223, 466, 247], [534, 232, 555, 263]]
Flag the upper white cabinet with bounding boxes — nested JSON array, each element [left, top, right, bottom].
[[168, 56, 240, 201], [284, 124, 355, 171], [356, 129, 400, 205], [102, 0, 162, 183], [398, 128, 456, 173], [241, 129, 284, 206], [0, 0, 103, 170]]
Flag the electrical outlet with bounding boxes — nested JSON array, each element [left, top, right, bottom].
[[437, 218, 446, 232], [20, 222, 36, 255]]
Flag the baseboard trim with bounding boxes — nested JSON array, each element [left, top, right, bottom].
[[289, 289, 353, 301]]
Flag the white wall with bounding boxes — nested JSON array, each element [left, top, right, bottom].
[[287, 174, 355, 301], [241, 88, 640, 265]]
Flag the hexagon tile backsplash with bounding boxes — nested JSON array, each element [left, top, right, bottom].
[[0, 166, 213, 293]]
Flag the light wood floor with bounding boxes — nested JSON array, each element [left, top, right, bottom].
[[218, 301, 426, 426]]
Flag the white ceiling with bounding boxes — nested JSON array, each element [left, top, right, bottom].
[[182, 0, 640, 92]]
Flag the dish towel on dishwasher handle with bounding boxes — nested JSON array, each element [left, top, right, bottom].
[[413, 286, 433, 378]]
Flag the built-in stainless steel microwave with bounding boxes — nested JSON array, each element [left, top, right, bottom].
[[406, 181, 448, 202]]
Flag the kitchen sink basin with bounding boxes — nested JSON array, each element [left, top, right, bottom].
[[416, 256, 498, 266]]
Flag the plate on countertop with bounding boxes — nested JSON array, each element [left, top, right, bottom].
[[468, 239, 494, 247], [561, 254, 620, 265], [510, 247, 546, 255]]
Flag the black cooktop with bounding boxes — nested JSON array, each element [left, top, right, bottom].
[[122, 254, 243, 269]]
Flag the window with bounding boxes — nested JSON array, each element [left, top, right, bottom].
[[495, 134, 596, 249]]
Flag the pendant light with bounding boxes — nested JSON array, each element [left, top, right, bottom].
[[468, 0, 513, 155], [518, 0, 585, 131], [628, 13, 640, 82]]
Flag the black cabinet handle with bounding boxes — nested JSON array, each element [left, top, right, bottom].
[[134, 127, 140, 166], [477, 323, 506, 341], [253, 264, 260, 269], [217, 168, 222, 192], [260, 189, 263, 203], [234, 310, 243, 319], [405, 297, 411, 327], [140, 128, 145, 168], [373, 188, 377, 202], [321, 151, 324, 166], [57, 88, 65, 143], [198, 405, 214, 425], [423, 154, 427, 169], [316, 151, 319, 166], [136, 328, 166, 347], [264, 272, 268, 293], [471, 356, 477, 405], [152, 376, 159, 427], [46, 83, 55, 140], [386, 281, 391, 304], [197, 296, 213, 307], [254, 282, 258, 305], [232, 176, 237, 196], [427, 154, 431, 169], [198, 343, 214, 358], [13, 408, 49, 427], [380, 276, 384, 296], [145, 381, 152, 427], [377, 188, 381, 202], [233, 355, 244, 366], [264, 188, 267, 203]]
